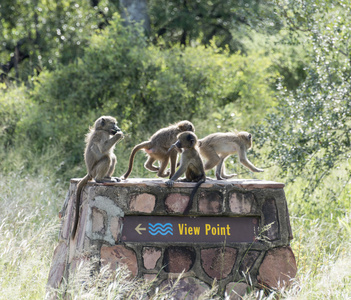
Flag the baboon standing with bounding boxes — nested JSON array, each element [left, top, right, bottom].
[[198, 131, 264, 180], [122, 121, 195, 179]]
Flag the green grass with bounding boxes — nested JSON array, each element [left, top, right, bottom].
[[0, 163, 350, 299]]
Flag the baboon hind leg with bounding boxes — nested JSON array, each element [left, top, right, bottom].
[[157, 158, 170, 178], [107, 154, 117, 177], [169, 150, 178, 178], [108, 154, 121, 182], [94, 156, 118, 183], [144, 156, 159, 172], [202, 147, 221, 171], [218, 157, 237, 179]]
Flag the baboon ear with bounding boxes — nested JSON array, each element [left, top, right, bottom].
[[248, 133, 252, 140], [101, 118, 105, 127]]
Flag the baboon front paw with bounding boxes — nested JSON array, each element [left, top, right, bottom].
[[165, 179, 174, 187]]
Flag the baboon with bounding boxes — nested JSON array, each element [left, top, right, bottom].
[[122, 120, 194, 179], [72, 116, 124, 238], [166, 131, 206, 213], [198, 131, 264, 180]]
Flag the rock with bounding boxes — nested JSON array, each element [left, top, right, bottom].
[[159, 277, 211, 300], [225, 282, 250, 300], [143, 247, 162, 270], [258, 246, 297, 289], [163, 246, 195, 273], [201, 247, 237, 279], [129, 193, 156, 213], [165, 193, 190, 213], [101, 245, 138, 276], [47, 241, 68, 289], [198, 191, 222, 213]]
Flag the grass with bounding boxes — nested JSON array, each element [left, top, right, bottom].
[[0, 172, 63, 299], [0, 162, 350, 299]]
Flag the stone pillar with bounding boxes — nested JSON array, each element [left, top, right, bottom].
[[47, 178, 297, 298]]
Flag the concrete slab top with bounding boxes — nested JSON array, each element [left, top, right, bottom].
[[70, 178, 285, 189]]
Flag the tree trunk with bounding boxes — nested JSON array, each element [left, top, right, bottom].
[[120, 0, 150, 35]]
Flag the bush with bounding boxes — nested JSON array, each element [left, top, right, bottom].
[[2, 14, 276, 178], [253, 0, 351, 201]]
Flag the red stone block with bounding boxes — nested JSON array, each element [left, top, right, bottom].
[[165, 193, 190, 213], [60, 193, 74, 240], [163, 246, 195, 273], [257, 246, 297, 289], [225, 282, 250, 300], [239, 250, 260, 274], [144, 273, 158, 282], [47, 241, 68, 289], [262, 198, 280, 241], [101, 245, 138, 277], [159, 277, 210, 299], [142, 247, 162, 270], [76, 200, 90, 252], [129, 193, 156, 213], [198, 191, 222, 213], [229, 192, 254, 214], [201, 247, 237, 279]]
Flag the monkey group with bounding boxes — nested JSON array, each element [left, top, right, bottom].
[[72, 116, 263, 238]]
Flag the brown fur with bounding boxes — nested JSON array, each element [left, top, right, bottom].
[[122, 120, 194, 179], [198, 131, 263, 180], [72, 116, 124, 238], [166, 132, 206, 213]]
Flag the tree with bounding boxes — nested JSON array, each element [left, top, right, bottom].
[[120, 0, 150, 35], [148, 0, 282, 51], [255, 0, 351, 196], [0, 0, 116, 83]]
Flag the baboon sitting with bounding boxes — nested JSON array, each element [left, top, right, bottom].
[[166, 131, 206, 213], [72, 116, 124, 238]]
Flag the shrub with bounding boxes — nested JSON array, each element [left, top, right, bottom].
[[5, 14, 276, 178]]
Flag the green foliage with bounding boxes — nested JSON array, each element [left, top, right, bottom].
[[1, 1, 351, 298], [0, 0, 117, 82], [148, 0, 282, 51], [0, 85, 31, 147], [1, 14, 275, 178], [254, 0, 351, 197]]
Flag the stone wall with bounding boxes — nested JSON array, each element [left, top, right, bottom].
[[47, 178, 297, 299]]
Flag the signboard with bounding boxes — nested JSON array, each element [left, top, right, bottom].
[[121, 216, 259, 243]]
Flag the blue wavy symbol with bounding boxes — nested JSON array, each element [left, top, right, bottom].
[[148, 223, 173, 236]]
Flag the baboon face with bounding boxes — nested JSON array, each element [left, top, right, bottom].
[[177, 121, 195, 133], [110, 123, 121, 135], [96, 116, 121, 135], [176, 132, 197, 149], [244, 132, 252, 149]]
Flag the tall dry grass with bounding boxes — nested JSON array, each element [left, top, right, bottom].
[[1, 167, 350, 299], [0, 172, 63, 299]]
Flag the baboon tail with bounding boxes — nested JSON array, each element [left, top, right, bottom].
[[121, 141, 150, 179], [71, 174, 91, 239], [185, 177, 206, 214]]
